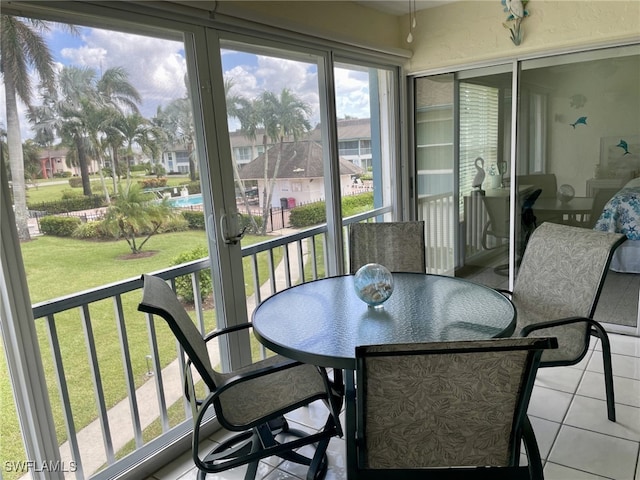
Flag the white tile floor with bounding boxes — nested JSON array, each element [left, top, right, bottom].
[[148, 333, 640, 480]]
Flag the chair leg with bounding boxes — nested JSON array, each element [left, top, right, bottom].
[[521, 416, 543, 480], [593, 326, 616, 422]]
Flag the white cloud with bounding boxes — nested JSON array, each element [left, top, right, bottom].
[[61, 29, 188, 117]]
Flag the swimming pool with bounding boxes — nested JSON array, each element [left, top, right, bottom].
[[168, 194, 203, 207]]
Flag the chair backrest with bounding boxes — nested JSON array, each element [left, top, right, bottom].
[[513, 223, 625, 362], [349, 221, 426, 273], [355, 337, 556, 472], [518, 173, 557, 199], [514, 222, 626, 320], [138, 274, 219, 390]]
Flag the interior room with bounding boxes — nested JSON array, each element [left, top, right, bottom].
[[1, 1, 639, 480]]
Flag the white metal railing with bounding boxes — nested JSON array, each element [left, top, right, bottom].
[[26, 211, 393, 479], [417, 193, 456, 275]]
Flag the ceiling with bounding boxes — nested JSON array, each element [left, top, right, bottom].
[[355, 0, 457, 16]]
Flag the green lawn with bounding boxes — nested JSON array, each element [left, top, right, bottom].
[[1, 230, 284, 480]]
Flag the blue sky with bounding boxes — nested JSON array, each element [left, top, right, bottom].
[[1, 20, 371, 141]]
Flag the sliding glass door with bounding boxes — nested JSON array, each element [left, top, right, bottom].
[[413, 45, 639, 335], [518, 46, 640, 335]]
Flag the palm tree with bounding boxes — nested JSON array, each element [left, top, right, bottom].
[[112, 113, 153, 178], [225, 79, 260, 233], [54, 65, 141, 197], [237, 88, 311, 235], [102, 182, 176, 254], [1, 16, 56, 240]]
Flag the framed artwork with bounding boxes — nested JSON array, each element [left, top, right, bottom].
[[598, 135, 640, 179]]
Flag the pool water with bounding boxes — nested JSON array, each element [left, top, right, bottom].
[[168, 194, 203, 207]]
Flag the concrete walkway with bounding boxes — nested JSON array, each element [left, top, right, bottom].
[[51, 230, 309, 479]]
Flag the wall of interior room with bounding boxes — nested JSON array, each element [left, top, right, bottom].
[[216, 0, 405, 52], [407, 1, 640, 73], [524, 55, 640, 195]]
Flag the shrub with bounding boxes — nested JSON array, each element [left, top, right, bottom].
[[156, 215, 189, 233], [68, 177, 83, 188], [181, 210, 206, 230], [288, 192, 374, 228], [40, 216, 82, 237], [171, 246, 212, 303], [72, 220, 110, 239], [239, 214, 263, 234], [289, 202, 326, 228], [184, 181, 201, 195], [138, 177, 167, 189], [61, 189, 83, 200]]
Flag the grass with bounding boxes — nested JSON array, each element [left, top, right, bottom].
[[1, 230, 284, 480]]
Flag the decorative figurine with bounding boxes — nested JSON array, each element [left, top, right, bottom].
[[472, 157, 486, 192], [502, 0, 529, 46]]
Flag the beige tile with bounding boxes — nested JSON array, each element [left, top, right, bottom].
[[577, 370, 640, 408], [535, 366, 584, 394], [595, 333, 640, 357], [528, 385, 573, 423], [548, 425, 638, 479], [588, 351, 640, 381], [544, 461, 609, 479], [564, 395, 640, 442], [529, 416, 561, 460]]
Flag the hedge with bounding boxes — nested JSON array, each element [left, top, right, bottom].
[[28, 195, 106, 215], [181, 211, 206, 230], [40, 216, 82, 237], [180, 210, 262, 234], [289, 192, 374, 228]]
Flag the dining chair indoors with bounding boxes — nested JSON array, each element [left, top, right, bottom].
[[481, 188, 542, 276], [505, 222, 626, 421], [355, 337, 558, 480], [348, 221, 426, 273], [137, 274, 343, 480]]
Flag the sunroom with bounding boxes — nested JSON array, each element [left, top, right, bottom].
[[1, 1, 639, 480]]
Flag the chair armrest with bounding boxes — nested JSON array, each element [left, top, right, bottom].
[[203, 322, 254, 342], [520, 316, 592, 336]]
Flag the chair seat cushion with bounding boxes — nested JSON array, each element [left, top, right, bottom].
[[216, 355, 328, 427]]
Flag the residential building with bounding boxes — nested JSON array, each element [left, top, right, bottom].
[[237, 139, 363, 208]]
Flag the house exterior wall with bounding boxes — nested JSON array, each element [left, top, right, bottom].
[[256, 174, 358, 209]]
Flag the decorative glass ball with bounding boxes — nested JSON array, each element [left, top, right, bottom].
[[353, 263, 394, 308], [557, 184, 575, 203]]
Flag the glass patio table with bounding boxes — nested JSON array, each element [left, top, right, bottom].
[[252, 272, 516, 479]]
